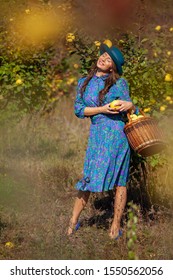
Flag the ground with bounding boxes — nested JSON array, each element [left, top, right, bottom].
[[0, 97, 173, 260]]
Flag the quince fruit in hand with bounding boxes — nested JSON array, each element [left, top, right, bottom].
[[137, 115, 144, 119], [109, 100, 121, 110]]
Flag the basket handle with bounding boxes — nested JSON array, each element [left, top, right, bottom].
[[139, 109, 146, 117], [127, 112, 132, 123], [127, 108, 146, 123]]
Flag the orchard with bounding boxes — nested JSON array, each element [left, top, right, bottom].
[[1, 21, 173, 121], [0, 0, 173, 261], [65, 29, 173, 119]]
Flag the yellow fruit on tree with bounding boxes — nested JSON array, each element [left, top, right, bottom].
[[169, 100, 173, 104], [160, 105, 166, 111], [73, 63, 79, 69], [94, 41, 101, 47], [103, 39, 112, 48], [25, 9, 30, 14], [155, 25, 161, 31], [16, 79, 23, 85], [66, 38, 73, 42], [66, 33, 75, 42], [143, 107, 151, 113], [165, 96, 172, 101], [67, 77, 75, 85], [109, 100, 120, 110], [165, 74, 172, 82], [167, 51, 171, 56]]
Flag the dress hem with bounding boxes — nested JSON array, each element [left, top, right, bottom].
[[74, 185, 127, 193]]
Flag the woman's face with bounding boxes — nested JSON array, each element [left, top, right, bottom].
[[97, 52, 113, 72]]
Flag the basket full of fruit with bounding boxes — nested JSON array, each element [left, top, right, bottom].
[[123, 109, 167, 157]]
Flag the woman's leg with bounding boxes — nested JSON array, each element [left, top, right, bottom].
[[109, 186, 127, 239], [67, 190, 90, 235]]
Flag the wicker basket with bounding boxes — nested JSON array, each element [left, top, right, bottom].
[[124, 109, 167, 157]]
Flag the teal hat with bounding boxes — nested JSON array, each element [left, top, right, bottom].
[[100, 43, 125, 75]]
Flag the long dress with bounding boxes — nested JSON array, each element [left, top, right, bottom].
[[74, 73, 138, 192]]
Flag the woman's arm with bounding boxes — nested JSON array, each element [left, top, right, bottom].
[[74, 77, 137, 119], [83, 105, 119, 117], [115, 78, 139, 114], [74, 78, 88, 119], [83, 79, 138, 117]]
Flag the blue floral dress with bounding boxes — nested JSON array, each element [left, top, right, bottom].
[[74, 73, 138, 192]]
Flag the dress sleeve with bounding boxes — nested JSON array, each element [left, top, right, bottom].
[[74, 77, 87, 119], [116, 78, 139, 115]]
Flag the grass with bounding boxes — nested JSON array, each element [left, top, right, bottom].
[[0, 96, 173, 260]]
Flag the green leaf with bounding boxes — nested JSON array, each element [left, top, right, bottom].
[[132, 97, 138, 104]]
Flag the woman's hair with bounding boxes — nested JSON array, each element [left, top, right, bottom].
[[80, 61, 120, 105]]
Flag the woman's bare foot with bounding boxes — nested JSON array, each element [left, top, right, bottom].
[[67, 219, 78, 236], [109, 222, 120, 239]]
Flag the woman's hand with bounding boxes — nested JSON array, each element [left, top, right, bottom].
[[99, 103, 119, 114], [117, 100, 134, 112], [100, 100, 135, 114]]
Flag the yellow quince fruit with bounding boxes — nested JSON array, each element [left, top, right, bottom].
[[73, 63, 79, 69], [67, 77, 76, 85], [143, 107, 151, 113], [5, 242, 14, 248], [165, 74, 172, 82], [94, 41, 101, 47], [66, 33, 75, 42], [130, 114, 138, 120], [155, 25, 161, 31], [103, 39, 112, 48], [16, 79, 23, 85], [109, 100, 121, 110], [160, 105, 167, 111], [165, 96, 172, 101], [25, 9, 30, 14]]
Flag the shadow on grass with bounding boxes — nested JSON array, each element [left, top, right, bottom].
[[81, 192, 114, 230]]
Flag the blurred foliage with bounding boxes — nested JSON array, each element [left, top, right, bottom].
[[0, 0, 77, 121], [0, 0, 173, 123], [120, 31, 173, 118]]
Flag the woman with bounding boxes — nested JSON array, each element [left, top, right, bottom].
[[67, 43, 138, 239]]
